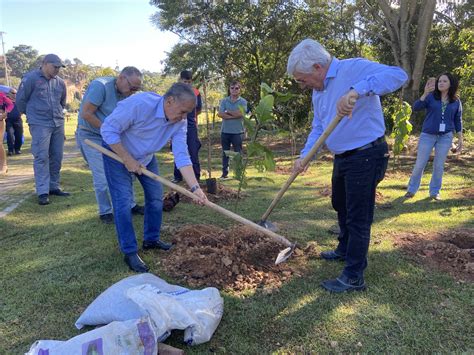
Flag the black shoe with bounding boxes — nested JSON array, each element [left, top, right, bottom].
[[15, 150, 22, 155], [131, 204, 145, 215], [49, 189, 70, 197], [321, 274, 366, 293], [124, 253, 149, 273], [7, 151, 13, 156], [170, 177, 182, 184], [320, 250, 346, 261], [143, 240, 173, 251], [219, 175, 229, 180], [38, 194, 50, 205], [99, 213, 114, 224]]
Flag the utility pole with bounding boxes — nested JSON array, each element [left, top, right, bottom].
[[0, 31, 10, 86]]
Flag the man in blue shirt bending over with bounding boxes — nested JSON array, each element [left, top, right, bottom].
[[288, 39, 407, 293], [101, 83, 208, 273]]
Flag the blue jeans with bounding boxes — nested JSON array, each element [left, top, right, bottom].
[[221, 132, 243, 177], [331, 141, 389, 279], [76, 129, 137, 216], [407, 132, 453, 196], [29, 124, 65, 195], [103, 149, 163, 255]]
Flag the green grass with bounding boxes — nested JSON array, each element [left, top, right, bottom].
[[1, 117, 473, 354]]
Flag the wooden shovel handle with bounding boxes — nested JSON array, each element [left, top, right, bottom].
[[84, 139, 293, 248]]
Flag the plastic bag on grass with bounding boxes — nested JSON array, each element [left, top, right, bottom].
[[26, 317, 157, 355], [75, 273, 224, 345], [75, 273, 187, 329], [127, 284, 224, 345]]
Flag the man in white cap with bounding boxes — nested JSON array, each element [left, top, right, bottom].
[[17, 54, 68, 205]]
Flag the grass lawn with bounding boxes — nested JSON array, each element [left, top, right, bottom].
[[1, 117, 473, 354]]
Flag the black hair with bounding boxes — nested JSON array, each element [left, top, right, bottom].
[[433, 72, 459, 103], [180, 70, 193, 81]]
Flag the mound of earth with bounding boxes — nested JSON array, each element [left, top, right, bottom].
[[158, 224, 318, 291], [178, 182, 243, 203], [393, 228, 474, 282]]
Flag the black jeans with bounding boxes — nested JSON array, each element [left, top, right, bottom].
[[174, 126, 201, 181], [6, 119, 23, 152], [331, 141, 389, 279], [221, 132, 243, 176]]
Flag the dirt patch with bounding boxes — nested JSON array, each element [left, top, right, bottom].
[[315, 186, 384, 203], [392, 228, 474, 282], [456, 187, 474, 200], [274, 165, 293, 175], [158, 224, 319, 291]]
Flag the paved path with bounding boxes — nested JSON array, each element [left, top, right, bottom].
[[0, 143, 80, 218]]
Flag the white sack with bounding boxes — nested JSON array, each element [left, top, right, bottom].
[[26, 317, 157, 355]]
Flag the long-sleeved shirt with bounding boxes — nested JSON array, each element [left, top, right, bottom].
[[413, 93, 462, 134], [16, 68, 66, 127], [301, 57, 408, 156], [101, 92, 192, 168]]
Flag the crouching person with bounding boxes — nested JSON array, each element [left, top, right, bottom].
[[101, 83, 208, 272]]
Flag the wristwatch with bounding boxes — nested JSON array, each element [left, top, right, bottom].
[[190, 184, 200, 193]]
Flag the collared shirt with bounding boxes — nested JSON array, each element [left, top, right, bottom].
[[0, 85, 11, 94], [78, 77, 124, 135], [101, 92, 191, 168], [16, 69, 67, 127], [413, 94, 462, 134], [301, 57, 408, 156], [219, 96, 247, 134]]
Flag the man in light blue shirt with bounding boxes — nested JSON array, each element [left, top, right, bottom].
[[288, 39, 407, 293], [101, 82, 208, 273], [76, 67, 144, 224], [16, 54, 68, 205], [217, 80, 248, 179]]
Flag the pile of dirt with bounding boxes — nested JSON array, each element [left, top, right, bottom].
[[393, 228, 474, 282], [158, 224, 318, 291], [178, 182, 243, 204]]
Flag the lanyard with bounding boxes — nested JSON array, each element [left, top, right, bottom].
[[441, 101, 448, 122]]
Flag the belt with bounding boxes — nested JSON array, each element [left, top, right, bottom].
[[335, 136, 386, 159]]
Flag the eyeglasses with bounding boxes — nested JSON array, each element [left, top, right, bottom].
[[230, 86, 240, 90], [125, 77, 142, 92]]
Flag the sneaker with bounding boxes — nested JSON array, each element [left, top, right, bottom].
[[38, 194, 50, 205], [131, 204, 145, 215], [404, 192, 415, 198], [99, 213, 114, 224], [219, 175, 229, 180], [170, 177, 182, 184], [430, 194, 441, 201], [15, 150, 22, 155], [49, 189, 70, 197], [7, 151, 13, 156]]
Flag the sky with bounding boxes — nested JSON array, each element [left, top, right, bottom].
[[0, 0, 179, 72]]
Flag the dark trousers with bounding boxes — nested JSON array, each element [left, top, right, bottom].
[[331, 141, 389, 279], [221, 132, 243, 176], [6, 119, 23, 152], [174, 128, 201, 181]]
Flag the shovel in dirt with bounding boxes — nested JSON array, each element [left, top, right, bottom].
[[258, 107, 353, 232], [84, 139, 296, 265]]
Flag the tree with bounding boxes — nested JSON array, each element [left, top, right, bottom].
[[6, 45, 39, 78]]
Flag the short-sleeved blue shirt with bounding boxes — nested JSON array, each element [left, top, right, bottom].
[[78, 77, 124, 134]]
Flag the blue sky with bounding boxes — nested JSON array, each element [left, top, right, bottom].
[[0, 0, 179, 72]]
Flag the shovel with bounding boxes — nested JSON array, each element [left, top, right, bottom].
[[85, 139, 296, 265], [258, 110, 349, 231]]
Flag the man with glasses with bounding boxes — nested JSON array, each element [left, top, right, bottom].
[[17, 54, 68, 205], [76, 66, 145, 224], [288, 39, 407, 293], [217, 80, 248, 179]]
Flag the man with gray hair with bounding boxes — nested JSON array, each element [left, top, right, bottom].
[[101, 82, 208, 273], [76, 66, 145, 224], [16, 54, 68, 205], [288, 39, 407, 292]]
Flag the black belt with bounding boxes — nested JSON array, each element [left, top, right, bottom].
[[335, 136, 386, 158]]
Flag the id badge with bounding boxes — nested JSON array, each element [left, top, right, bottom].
[[439, 123, 446, 132]]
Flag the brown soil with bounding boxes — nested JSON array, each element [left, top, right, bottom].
[[456, 187, 474, 200], [274, 165, 293, 175], [158, 224, 319, 291], [392, 228, 474, 282], [179, 183, 244, 203]]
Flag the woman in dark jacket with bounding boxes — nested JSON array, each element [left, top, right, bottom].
[[405, 73, 463, 200]]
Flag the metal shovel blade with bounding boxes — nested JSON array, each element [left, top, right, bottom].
[[275, 243, 297, 265], [257, 219, 278, 232]]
